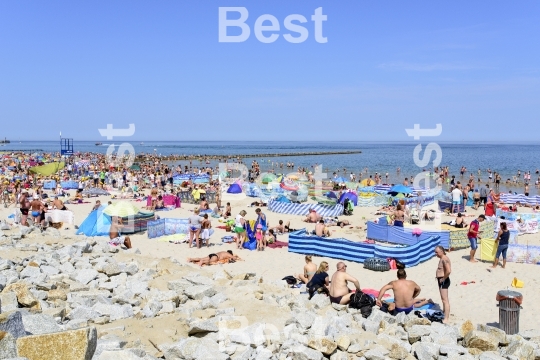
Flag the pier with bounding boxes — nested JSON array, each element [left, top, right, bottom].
[[137, 150, 362, 161]]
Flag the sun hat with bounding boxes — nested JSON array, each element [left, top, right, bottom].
[[257, 224, 262, 229]]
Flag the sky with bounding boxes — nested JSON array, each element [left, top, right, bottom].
[[1, 1, 539, 141]]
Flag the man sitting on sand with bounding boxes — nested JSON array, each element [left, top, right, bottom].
[[109, 217, 132, 249], [52, 196, 67, 211], [187, 250, 241, 267], [272, 220, 298, 234], [376, 263, 431, 315], [328, 262, 361, 305], [304, 209, 321, 223], [314, 219, 331, 237]]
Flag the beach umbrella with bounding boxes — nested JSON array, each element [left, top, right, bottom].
[[388, 184, 412, 196], [261, 173, 276, 183], [103, 201, 140, 217], [333, 176, 347, 183], [360, 178, 375, 187]]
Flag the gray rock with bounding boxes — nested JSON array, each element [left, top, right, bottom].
[[414, 342, 439, 360], [477, 324, 507, 345], [125, 280, 148, 295], [142, 301, 162, 318], [347, 343, 362, 353], [21, 313, 62, 335], [124, 263, 139, 276], [19, 265, 41, 279], [363, 320, 380, 334], [283, 342, 324, 360], [439, 344, 467, 356], [229, 322, 271, 347], [184, 274, 214, 286], [93, 335, 128, 358], [65, 319, 89, 330], [184, 285, 216, 300], [40, 265, 60, 276], [67, 306, 100, 321], [110, 304, 133, 321], [163, 337, 228, 360], [407, 325, 432, 344], [368, 308, 395, 325], [102, 263, 122, 277], [520, 328, 540, 340], [309, 294, 331, 310], [478, 351, 506, 360], [0, 292, 18, 313], [287, 311, 316, 330], [0, 330, 17, 359], [188, 318, 219, 335], [0, 259, 14, 272], [501, 337, 535, 359], [364, 347, 388, 360], [0, 311, 26, 339], [95, 350, 142, 360], [74, 269, 99, 285]]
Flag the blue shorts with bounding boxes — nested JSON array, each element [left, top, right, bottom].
[[468, 237, 478, 250], [452, 201, 461, 205], [496, 245, 509, 259]]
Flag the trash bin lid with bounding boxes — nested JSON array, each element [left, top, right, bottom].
[[497, 290, 522, 298]]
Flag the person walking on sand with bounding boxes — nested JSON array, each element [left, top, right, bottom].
[[467, 214, 485, 262], [492, 222, 510, 269], [435, 245, 451, 323], [328, 262, 361, 305]]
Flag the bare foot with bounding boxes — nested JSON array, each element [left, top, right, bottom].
[[491, 266, 497, 268], [470, 259, 478, 263]]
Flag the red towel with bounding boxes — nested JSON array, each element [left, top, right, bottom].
[[268, 241, 289, 249]]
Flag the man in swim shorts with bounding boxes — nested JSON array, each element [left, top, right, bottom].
[[314, 220, 331, 237], [376, 265, 422, 315], [19, 191, 30, 226], [328, 262, 361, 305], [30, 197, 43, 226], [109, 216, 132, 249]]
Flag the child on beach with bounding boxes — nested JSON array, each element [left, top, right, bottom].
[[224, 202, 231, 218], [265, 229, 276, 244], [256, 224, 265, 251]]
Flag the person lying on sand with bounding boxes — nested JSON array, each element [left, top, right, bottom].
[[271, 220, 298, 234], [187, 250, 241, 267], [326, 217, 357, 228]]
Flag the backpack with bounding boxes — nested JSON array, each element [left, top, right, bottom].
[[349, 290, 376, 318], [282, 276, 297, 286], [306, 282, 330, 300]]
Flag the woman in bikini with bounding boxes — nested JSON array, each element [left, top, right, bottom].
[[295, 255, 317, 284]]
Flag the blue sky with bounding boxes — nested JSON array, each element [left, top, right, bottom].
[[1, 1, 539, 141]]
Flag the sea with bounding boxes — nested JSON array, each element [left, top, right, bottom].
[[2, 140, 539, 195]]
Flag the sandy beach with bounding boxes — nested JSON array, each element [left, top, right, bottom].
[[3, 188, 538, 335]]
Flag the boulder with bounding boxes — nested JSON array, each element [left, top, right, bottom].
[[0, 292, 18, 312], [0, 312, 26, 339], [48, 289, 68, 301], [501, 337, 535, 359], [407, 325, 432, 344], [188, 318, 219, 335], [478, 351, 506, 360], [21, 313, 62, 335], [463, 330, 498, 352], [95, 350, 142, 360], [163, 337, 228, 360], [142, 301, 163, 318], [184, 285, 216, 300], [3, 283, 39, 308], [310, 294, 331, 309], [477, 324, 507, 345], [16, 326, 97, 360], [0, 331, 17, 359], [73, 269, 99, 285], [307, 337, 338, 356], [413, 342, 439, 360]]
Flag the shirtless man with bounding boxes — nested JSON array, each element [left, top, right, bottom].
[[314, 220, 331, 237], [435, 246, 452, 323], [53, 196, 67, 211], [19, 191, 30, 226], [376, 266, 422, 315], [200, 214, 212, 247], [108, 217, 132, 249], [187, 250, 241, 267], [304, 209, 321, 223], [328, 262, 361, 305], [30, 197, 43, 225]]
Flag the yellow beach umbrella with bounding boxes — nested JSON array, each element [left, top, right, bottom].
[[103, 201, 140, 217]]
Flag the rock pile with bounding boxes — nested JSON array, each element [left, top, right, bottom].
[[1, 225, 539, 359]]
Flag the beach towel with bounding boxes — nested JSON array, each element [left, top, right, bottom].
[[267, 241, 288, 249], [157, 233, 188, 243]]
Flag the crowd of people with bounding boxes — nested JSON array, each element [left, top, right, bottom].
[[294, 247, 451, 323]]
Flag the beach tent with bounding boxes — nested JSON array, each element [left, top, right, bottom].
[[275, 195, 291, 203], [324, 191, 338, 199], [29, 162, 65, 176], [227, 183, 243, 194], [339, 192, 358, 206], [261, 174, 277, 184], [76, 206, 111, 237]]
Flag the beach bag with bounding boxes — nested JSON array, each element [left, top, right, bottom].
[[307, 282, 330, 300], [282, 276, 297, 286], [363, 257, 390, 272], [349, 290, 376, 318]]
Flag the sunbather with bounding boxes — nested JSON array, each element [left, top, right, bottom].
[[187, 250, 241, 267]]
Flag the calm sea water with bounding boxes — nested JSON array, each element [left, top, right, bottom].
[[3, 141, 539, 194]]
